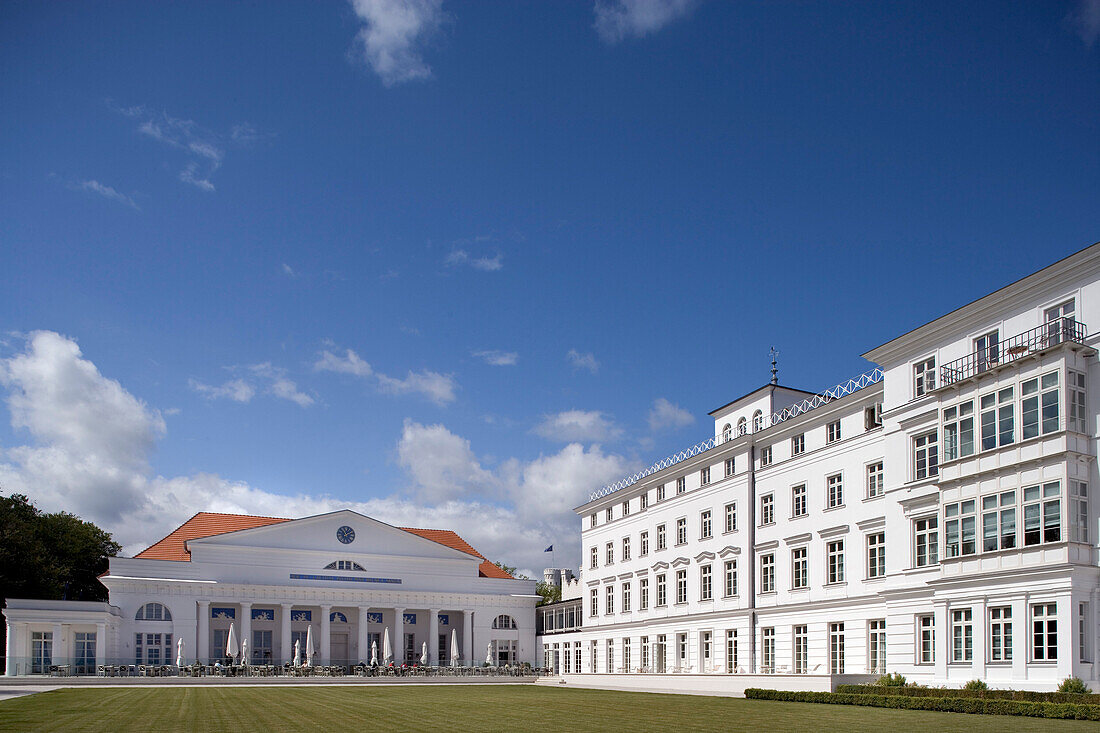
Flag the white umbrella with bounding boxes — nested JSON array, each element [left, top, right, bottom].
[[176, 637, 185, 668], [486, 642, 493, 666], [420, 641, 428, 666], [383, 627, 392, 665], [450, 629, 459, 666], [370, 640, 378, 666], [242, 637, 250, 667], [293, 639, 301, 667], [225, 622, 239, 663], [305, 625, 315, 667]]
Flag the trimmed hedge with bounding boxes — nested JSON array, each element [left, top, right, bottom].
[[744, 688, 1100, 721], [836, 684, 1100, 705]]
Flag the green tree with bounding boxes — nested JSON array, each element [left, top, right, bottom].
[[535, 580, 561, 606]]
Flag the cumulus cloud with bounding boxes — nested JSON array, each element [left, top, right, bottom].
[[1071, 0, 1100, 45], [566, 349, 600, 374], [73, 180, 139, 210], [472, 350, 518, 366], [445, 249, 504, 271], [350, 0, 444, 86], [188, 378, 255, 403], [533, 410, 622, 443], [647, 397, 695, 432], [377, 369, 456, 405], [314, 348, 374, 377], [594, 0, 697, 43], [396, 419, 496, 502]]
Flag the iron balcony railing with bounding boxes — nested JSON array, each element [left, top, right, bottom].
[[939, 318, 1087, 388]]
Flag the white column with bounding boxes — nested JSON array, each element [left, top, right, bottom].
[[95, 623, 106, 669], [357, 607, 370, 666], [239, 602, 252, 664], [320, 605, 331, 666], [428, 609, 440, 666], [1011, 596, 1027, 681], [934, 601, 948, 682], [4, 619, 14, 676], [280, 604, 293, 664], [196, 601, 210, 663], [1057, 593, 1074, 679], [463, 611, 473, 667], [973, 598, 987, 680], [52, 623, 63, 667], [393, 607, 405, 665]]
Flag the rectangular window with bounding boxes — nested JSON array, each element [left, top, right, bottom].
[[675, 569, 688, 604], [726, 630, 737, 673], [989, 606, 1012, 663], [657, 484, 666, 502], [918, 615, 935, 664], [1069, 370, 1087, 433], [640, 636, 649, 671], [793, 625, 808, 673], [829, 623, 845, 674], [761, 494, 774, 525], [622, 536, 631, 561], [622, 500, 630, 516], [606, 542, 614, 565], [700, 466, 710, 485], [981, 491, 1016, 551], [590, 589, 598, 618], [827, 540, 845, 584], [1070, 480, 1089, 543], [590, 513, 597, 528], [1080, 602, 1090, 663], [702, 630, 713, 669], [762, 628, 775, 672], [622, 582, 631, 613], [980, 387, 1015, 450], [791, 484, 807, 517], [640, 492, 648, 510], [605, 584, 614, 615], [724, 559, 737, 597], [951, 609, 973, 662], [915, 357, 936, 396], [792, 434, 805, 456], [725, 457, 735, 477], [640, 531, 649, 556], [915, 517, 938, 566], [974, 330, 999, 373], [676, 517, 687, 545], [607, 639, 614, 672], [606, 507, 613, 522], [867, 532, 885, 578], [760, 446, 772, 467], [700, 565, 713, 600], [866, 461, 884, 498], [791, 547, 808, 589], [677, 633, 688, 669], [944, 500, 976, 557], [1032, 603, 1057, 661], [590, 546, 598, 569], [827, 473, 843, 508], [942, 401, 975, 462], [657, 524, 667, 551], [700, 510, 712, 539], [869, 620, 886, 674], [656, 574, 667, 606], [827, 420, 841, 444], [760, 553, 775, 593], [639, 577, 649, 610], [1045, 299, 1075, 345], [865, 403, 883, 430], [913, 430, 938, 480], [1022, 371, 1060, 439], [676, 476, 686, 494], [1023, 482, 1061, 546], [724, 502, 737, 533], [590, 641, 597, 673], [74, 632, 96, 675], [623, 638, 631, 671]]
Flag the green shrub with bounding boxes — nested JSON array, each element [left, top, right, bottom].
[[743, 688, 1100, 721], [963, 678, 989, 691], [874, 672, 907, 687], [1058, 677, 1091, 694], [835, 683, 1100, 704]]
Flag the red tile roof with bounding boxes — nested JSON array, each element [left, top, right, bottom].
[[132, 512, 514, 579]]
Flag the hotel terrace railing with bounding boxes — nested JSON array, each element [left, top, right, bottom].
[[588, 369, 884, 502], [938, 318, 1087, 389]]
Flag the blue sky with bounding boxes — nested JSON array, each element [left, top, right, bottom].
[[1, 0, 1098, 574]]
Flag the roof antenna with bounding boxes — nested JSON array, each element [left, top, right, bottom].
[[770, 347, 779, 385]]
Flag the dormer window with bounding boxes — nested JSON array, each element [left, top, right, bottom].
[[324, 560, 365, 571]]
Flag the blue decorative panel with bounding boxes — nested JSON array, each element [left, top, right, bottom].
[[251, 608, 274, 621], [403, 613, 416, 625], [291, 610, 312, 622], [211, 607, 236, 619], [330, 612, 348, 623], [366, 612, 383, 624], [289, 573, 401, 584], [438, 614, 449, 625]]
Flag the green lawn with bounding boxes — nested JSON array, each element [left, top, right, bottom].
[[1, 685, 1096, 732]]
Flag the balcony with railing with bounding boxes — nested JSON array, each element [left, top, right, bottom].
[[938, 318, 1088, 388]]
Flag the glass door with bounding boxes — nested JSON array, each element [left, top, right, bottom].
[[31, 632, 52, 674]]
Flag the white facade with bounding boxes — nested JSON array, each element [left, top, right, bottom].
[[4, 509, 538, 674], [541, 243, 1100, 691]]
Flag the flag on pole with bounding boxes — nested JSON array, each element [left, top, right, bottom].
[[544, 545, 553, 552]]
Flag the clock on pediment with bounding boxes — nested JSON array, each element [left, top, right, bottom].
[[336, 525, 356, 544]]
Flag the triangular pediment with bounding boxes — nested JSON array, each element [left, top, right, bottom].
[[186, 510, 478, 562]]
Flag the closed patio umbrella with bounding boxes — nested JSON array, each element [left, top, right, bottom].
[[225, 623, 239, 663], [420, 641, 428, 666], [450, 629, 459, 666], [293, 639, 301, 667], [241, 637, 249, 667], [305, 624, 315, 667], [176, 637, 185, 668], [383, 627, 392, 665], [370, 640, 378, 666], [486, 642, 493, 666]]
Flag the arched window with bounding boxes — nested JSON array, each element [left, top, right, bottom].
[[752, 410, 763, 432], [736, 417, 747, 436], [135, 602, 172, 621], [722, 423, 732, 443], [324, 560, 365, 571], [491, 614, 517, 629], [330, 612, 348, 623]]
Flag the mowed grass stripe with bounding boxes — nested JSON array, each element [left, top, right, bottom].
[[1, 685, 1098, 732]]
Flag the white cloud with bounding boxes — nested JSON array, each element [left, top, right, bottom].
[[533, 410, 622, 443], [566, 349, 600, 374], [282, 263, 297, 277], [1071, 0, 1100, 45], [377, 369, 456, 405], [504, 443, 633, 523], [594, 0, 696, 43], [74, 180, 139, 210], [472, 350, 518, 366], [179, 162, 215, 192], [647, 396, 695, 432], [349, 0, 444, 86], [250, 363, 314, 408], [396, 419, 495, 502], [314, 348, 373, 377], [188, 378, 255, 403], [445, 249, 503, 271]]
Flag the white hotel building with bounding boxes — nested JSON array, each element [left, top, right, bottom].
[[4, 510, 538, 674], [541, 243, 1099, 691]]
